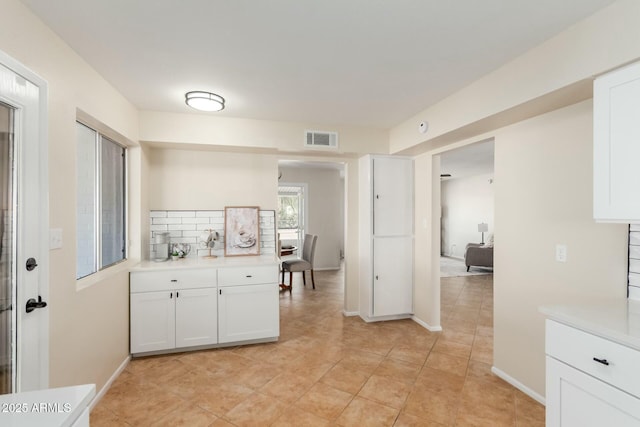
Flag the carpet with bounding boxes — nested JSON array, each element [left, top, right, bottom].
[[440, 256, 493, 277]]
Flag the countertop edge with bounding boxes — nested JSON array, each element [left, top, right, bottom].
[[540, 301, 640, 352]]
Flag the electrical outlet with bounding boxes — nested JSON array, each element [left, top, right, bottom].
[[555, 244, 567, 262]]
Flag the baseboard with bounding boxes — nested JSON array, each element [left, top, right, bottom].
[[89, 355, 130, 411], [411, 316, 443, 332], [342, 310, 359, 317], [491, 366, 545, 405]]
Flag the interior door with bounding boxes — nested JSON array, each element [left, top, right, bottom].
[[0, 51, 48, 393]]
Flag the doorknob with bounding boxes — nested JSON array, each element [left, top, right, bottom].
[[25, 296, 47, 313], [26, 258, 38, 271]]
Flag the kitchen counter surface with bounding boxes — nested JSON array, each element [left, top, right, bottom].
[[540, 298, 640, 351], [131, 254, 279, 272]]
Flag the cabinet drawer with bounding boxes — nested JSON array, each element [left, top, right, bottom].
[[218, 265, 277, 286], [130, 268, 217, 293], [546, 320, 640, 398]]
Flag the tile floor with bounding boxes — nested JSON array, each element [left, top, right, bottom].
[[91, 269, 545, 426]]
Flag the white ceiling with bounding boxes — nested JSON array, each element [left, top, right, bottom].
[[20, 0, 615, 128]]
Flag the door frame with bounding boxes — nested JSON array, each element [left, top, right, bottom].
[[0, 49, 49, 391]]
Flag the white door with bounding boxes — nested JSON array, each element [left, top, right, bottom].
[[175, 287, 217, 348], [373, 236, 413, 316], [373, 157, 413, 236], [0, 51, 48, 393], [218, 284, 279, 343], [130, 291, 175, 354]]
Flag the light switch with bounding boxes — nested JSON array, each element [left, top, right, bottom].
[[50, 228, 63, 250], [555, 244, 567, 263]]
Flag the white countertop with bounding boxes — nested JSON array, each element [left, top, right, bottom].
[[0, 384, 95, 427], [540, 299, 640, 351], [131, 254, 279, 272]]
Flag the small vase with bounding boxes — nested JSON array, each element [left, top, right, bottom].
[[171, 255, 179, 261]]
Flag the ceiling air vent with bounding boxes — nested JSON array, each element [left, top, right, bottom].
[[304, 130, 338, 149]]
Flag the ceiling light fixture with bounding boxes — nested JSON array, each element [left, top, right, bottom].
[[185, 91, 225, 112]]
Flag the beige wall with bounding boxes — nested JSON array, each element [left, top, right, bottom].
[[148, 148, 278, 211], [140, 111, 389, 156], [413, 154, 441, 329], [493, 100, 627, 397], [0, 0, 139, 390], [279, 166, 344, 270]]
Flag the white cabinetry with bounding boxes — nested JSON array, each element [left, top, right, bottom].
[[130, 268, 217, 354], [546, 319, 640, 426], [594, 60, 640, 222], [359, 155, 413, 321], [218, 265, 279, 343]]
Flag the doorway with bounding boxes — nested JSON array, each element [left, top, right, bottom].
[[0, 51, 49, 394], [277, 183, 307, 253]]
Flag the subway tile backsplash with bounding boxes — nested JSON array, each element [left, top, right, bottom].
[[149, 210, 276, 259]]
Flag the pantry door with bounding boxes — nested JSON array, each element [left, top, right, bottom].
[[0, 50, 49, 394]]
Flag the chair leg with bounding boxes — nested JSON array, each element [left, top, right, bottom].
[[466, 266, 470, 272], [311, 269, 315, 289], [281, 268, 285, 284], [289, 271, 293, 292], [302, 271, 306, 286]]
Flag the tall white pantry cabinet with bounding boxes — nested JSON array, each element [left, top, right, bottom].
[[359, 155, 414, 321]]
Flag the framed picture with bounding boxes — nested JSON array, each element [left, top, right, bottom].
[[224, 206, 260, 256]]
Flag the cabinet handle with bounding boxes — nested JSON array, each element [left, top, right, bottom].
[[246, 275, 253, 278], [176, 291, 179, 298], [375, 275, 379, 280], [170, 279, 177, 282], [593, 357, 610, 366], [170, 292, 173, 299], [219, 289, 222, 295]]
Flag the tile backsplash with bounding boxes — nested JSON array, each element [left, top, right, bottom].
[[149, 210, 276, 259]]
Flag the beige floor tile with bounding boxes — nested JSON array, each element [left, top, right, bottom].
[[336, 396, 399, 427], [387, 343, 431, 365], [438, 329, 475, 346], [296, 382, 354, 420], [415, 367, 466, 394], [358, 375, 412, 409], [224, 392, 287, 427], [192, 381, 255, 417], [403, 385, 460, 425], [271, 407, 332, 427], [335, 349, 384, 374], [393, 412, 447, 426], [320, 363, 370, 394], [374, 357, 422, 384], [515, 390, 545, 422], [154, 402, 218, 426], [424, 351, 469, 377], [260, 371, 316, 403], [431, 340, 472, 359]]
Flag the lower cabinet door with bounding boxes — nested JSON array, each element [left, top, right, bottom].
[[175, 287, 218, 348], [373, 236, 413, 316], [218, 283, 279, 343], [546, 357, 640, 427], [130, 291, 175, 354]]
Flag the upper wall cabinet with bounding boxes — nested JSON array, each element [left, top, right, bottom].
[[594, 61, 640, 222]]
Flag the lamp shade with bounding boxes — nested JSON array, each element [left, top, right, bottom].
[[185, 91, 225, 111], [478, 223, 488, 233]]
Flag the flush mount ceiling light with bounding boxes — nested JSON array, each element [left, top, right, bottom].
[[185, 91, 225, 112]]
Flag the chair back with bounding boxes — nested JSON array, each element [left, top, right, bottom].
[[302, 234, 318, 267]]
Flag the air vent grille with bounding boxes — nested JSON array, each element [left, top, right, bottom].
[[304, 130, 338, 149]]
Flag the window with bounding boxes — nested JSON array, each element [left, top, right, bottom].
[[277, 184, 306, 247], [76, 122, 126, 279]]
